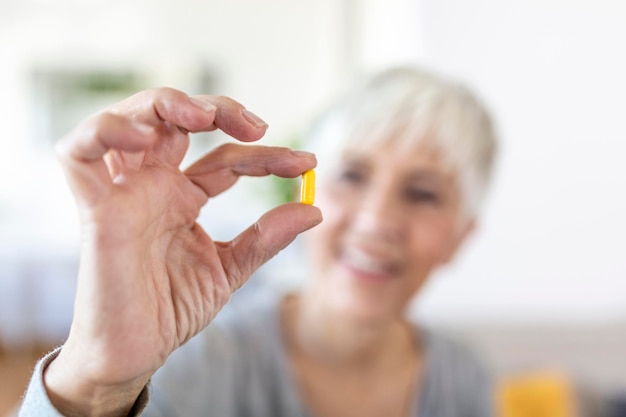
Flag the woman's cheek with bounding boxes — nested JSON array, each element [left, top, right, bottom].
[[413, 217, 457, 262]]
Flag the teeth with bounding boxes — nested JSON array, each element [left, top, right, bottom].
[[344, 248, 392, 274]]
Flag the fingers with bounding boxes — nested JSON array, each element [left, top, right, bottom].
[[189, 95, 269, 142], [56, 112, 158, 206], [108, 90, 268, 168], [56, 88, 271, 207], [218, 203, 323, 291], [109, 89, 268, 141], [184, 143, 317, 199]]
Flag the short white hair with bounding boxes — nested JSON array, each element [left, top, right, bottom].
[[303, 66, 498, 219]]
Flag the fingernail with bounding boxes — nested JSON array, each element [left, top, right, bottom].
[[189, 97, 217, 112], [291, 150, 314, 158], [241, 109, 268, 128]]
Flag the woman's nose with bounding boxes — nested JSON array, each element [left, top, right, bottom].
[[351, 187, 405, 242]]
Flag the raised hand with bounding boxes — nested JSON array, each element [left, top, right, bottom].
[[44, 88, 322, 417]]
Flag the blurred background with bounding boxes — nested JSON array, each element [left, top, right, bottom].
[[1, 0, 625, 415]]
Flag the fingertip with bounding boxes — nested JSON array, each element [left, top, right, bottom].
[[208, 97, 268, 142], [290, 150, 316, 160], [227, 114, 268, 143], [303, 204, 324, 229], [280, 202, 323, 231], [241, 109, 269, 129]]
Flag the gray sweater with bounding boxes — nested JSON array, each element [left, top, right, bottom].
[[19, 292, 493, 417]]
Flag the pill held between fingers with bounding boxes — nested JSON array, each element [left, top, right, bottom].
[[300, 169, 315, 205]]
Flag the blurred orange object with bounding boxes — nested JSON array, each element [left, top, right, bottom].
[[496, 371, 577, 417]]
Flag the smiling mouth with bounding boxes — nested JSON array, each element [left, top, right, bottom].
[[341, 247, 400, 279]]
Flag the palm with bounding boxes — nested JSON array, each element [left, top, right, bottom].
[[85, 145, 228, 379]]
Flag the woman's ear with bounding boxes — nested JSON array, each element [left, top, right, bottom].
[[441, 218, 477, 264]]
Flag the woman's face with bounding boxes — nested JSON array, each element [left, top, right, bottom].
[[305, 138, 474, 322]]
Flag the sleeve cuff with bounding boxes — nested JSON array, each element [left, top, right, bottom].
[[18, 347, 151, 417]]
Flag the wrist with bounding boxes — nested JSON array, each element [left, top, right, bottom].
[[44, 348, 149, 417]]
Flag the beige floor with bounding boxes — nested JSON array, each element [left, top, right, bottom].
[[0, 345, 53, 417]]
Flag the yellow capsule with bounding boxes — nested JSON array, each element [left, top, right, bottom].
[[300, 169, 316, 205]]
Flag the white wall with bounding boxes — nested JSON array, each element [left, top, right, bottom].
[[1, 0, 625, 345], [411, 0, 626, 324]]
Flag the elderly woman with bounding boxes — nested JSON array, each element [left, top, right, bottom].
[[19, 67, 497, 417]]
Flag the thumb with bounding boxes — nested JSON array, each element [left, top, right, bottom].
[[218, 203, 322, 291]]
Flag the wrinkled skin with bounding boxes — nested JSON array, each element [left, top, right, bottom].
[[44, 88, 322, 417]]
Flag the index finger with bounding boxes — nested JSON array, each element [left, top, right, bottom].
[[184, 143, 317, 199], [109, 89, 268, 142]]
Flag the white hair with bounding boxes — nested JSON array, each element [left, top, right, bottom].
[[303, 66, 498, 219]]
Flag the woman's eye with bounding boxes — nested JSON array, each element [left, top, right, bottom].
[[338, 169, 366, 185], [405, 188, 440, 203]]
